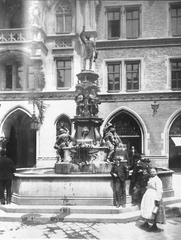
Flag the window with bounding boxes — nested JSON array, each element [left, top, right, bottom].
[[170, 4, 181, 36], [106, 5, 141, 39], [5, 62, 23, 90], [171, 60, 181, 90], [1, 59, 42, 91], [107, 9, 121, 38], [106, 61, 140, 92], [107, 62, 121, 91], [6, 65, 13, 89], [126, 62, 140, 91], [56, 0, 72, 33], [56, 59, 71, 88], [126, 7, 140, 39]]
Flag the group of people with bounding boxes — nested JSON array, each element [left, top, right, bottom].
[[110, 151, 166, 231]]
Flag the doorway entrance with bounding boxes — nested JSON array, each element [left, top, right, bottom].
[[3, 109, 36, 168], [110, 111, 142, 157]]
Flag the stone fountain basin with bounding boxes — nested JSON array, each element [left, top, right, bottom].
[[11, 167, 174, 206]]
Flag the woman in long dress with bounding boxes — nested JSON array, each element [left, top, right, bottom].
[[140, 167, 166, 231]]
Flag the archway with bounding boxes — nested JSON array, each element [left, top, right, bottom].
[[104, 109, 144, 165], [2, 109, 36, 168], [111, 112, 141, 153], [169, 114, 181, 169]]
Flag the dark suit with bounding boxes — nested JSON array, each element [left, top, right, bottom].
[[0, 156, 16, 204], [110, 163, 128, 206]]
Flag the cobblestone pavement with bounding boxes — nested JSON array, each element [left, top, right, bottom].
[[0, 214, 181, 240]]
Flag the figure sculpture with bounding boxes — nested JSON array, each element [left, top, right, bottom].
[[80, 26, 96, 70], [29, 2, 41, 28], [88, 88, 101, 116], [75, 89, 84, 116], [81, 126, 89, 139], [103, 123, 122, 162], [54, 123, 70, 162]]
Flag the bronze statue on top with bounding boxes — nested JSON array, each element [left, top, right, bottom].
[[79, 26, 96, 71]]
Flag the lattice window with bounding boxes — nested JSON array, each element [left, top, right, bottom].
[[55, 0, 72, 33]]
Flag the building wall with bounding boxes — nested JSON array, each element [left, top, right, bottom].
[[0, 0, 180, 169]]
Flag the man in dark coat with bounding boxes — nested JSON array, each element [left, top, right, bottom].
[[0, 149, 16, 204], [110, 158, 129, 208]]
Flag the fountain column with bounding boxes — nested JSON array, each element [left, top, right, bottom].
[[55, 70, 110, 174]]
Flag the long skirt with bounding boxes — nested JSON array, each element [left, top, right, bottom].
[[140, 188, 166, 224]]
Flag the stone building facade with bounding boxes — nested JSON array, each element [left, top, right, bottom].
[[0, 0, 181, 169]]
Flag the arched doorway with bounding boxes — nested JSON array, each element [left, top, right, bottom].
[[169, 114, 181, 169], [110, 111, 142, 156], [2, 109, 36, 168]]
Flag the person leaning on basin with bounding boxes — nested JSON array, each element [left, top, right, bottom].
[[0, 148, 16, 205]]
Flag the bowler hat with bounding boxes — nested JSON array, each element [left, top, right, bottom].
[[142, 158, 150, 163]]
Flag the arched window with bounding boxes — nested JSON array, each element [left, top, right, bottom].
[[55, 0, 72, 33]]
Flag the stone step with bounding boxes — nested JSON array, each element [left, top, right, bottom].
[[163, 196, 181, 205], [0, 196, 180, 223], [0, 203, 139, 214], [0, 209, 141, 223]]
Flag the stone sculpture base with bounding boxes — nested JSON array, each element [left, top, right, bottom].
[[54, 161, 112, 174]]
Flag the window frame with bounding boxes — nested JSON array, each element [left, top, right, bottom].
[[55, 0, 72, 34], [170, 3, 181, 37], [170, 59, 181, 90], [106, 7, 121, 40], [4, 60, 24, 91], [105, 60, 141, 92], [107, 61, 121, 92], [56, 58, 72, 90], [124, 5, 141, 39], [2, 59, 38, 92], [125, 61, 140, 92]]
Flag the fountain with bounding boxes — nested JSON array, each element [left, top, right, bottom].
[[11, 69, 132, 206], [10, 29, 174, 206], [54, 70, 113, 174]]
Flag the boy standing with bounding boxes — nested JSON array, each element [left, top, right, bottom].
[[110, 158, 128, 208]]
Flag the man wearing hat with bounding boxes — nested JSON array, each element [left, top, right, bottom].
[[0, 148, 16, 205], [110, 157, 129, 208]]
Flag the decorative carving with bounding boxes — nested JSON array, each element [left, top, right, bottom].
[[55, 0, 71, 14], [55, 38, 72, 48], [33, 98, 48, 124], [0, 92, 180, 102], [0, 30, 28, 42], [151, 100, 159, 117]]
